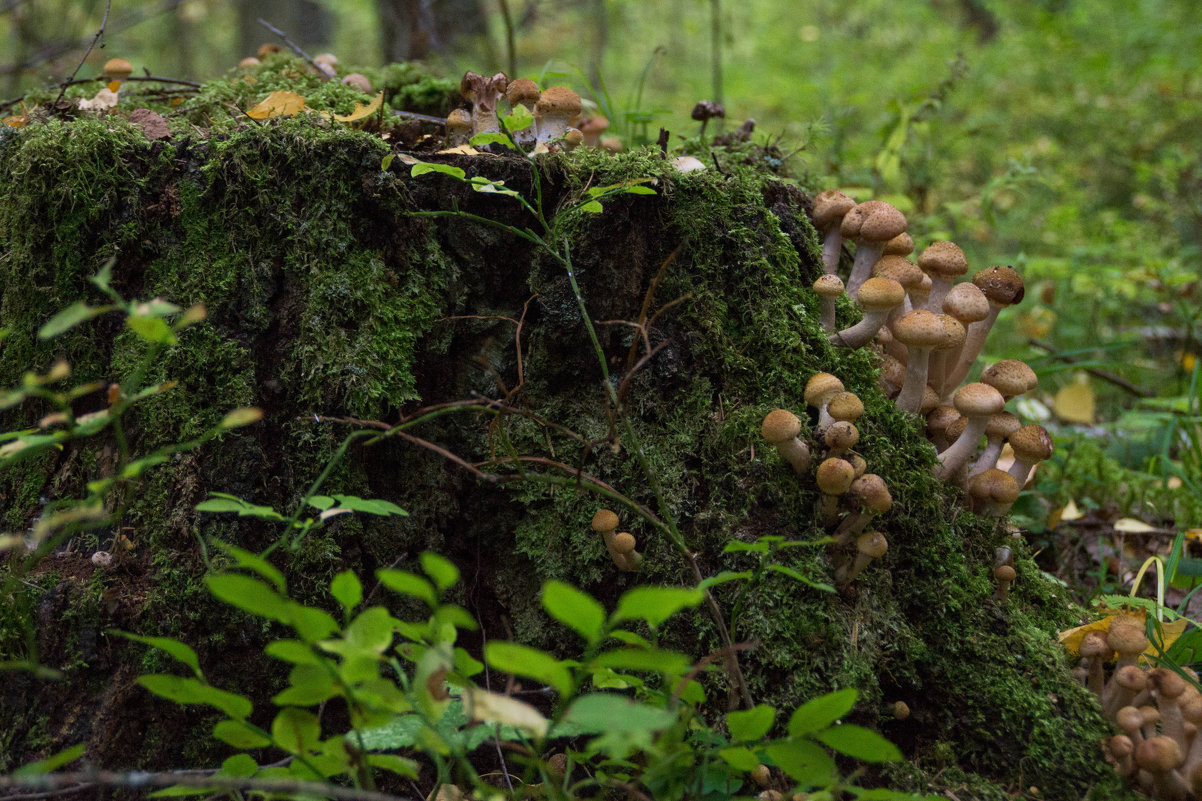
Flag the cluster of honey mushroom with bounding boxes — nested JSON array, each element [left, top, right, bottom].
[[446, 71, 620, 154], [1076, 618, 1202, 799], [809, 191, 1054, 514], [590, 509, 643, 572], [761, 375, 892, 588]]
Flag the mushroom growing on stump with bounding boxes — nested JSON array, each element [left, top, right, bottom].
[[835, 530, 888, 585], [811, 190, 856, 274], [933, 383, 1006, 481], [1078, 631, 1111, 696], [761, 410, 811, 475], [823, 421, 859, 459], [833, 474, 892, 546], [445, 109, 473, 147], [805, 373, 845, 431], [504, 78, 541, 147], [917, 241, 969, 313], [816, 458, 856, 527], [967, 468, 1020, 517], [1006, 424, 1054, 486], [342, 73, 372, 93], [1149, 669, 1189, 749], [1109, 619, 1149, 671], [993, 564, 1017, 603], [883, 232, 914, 258], [1135, 736, 1188, 801], [691, 100, 725, 139], [813, 274, 845, 333], [892, 310, 966, 415], [842, 201, 909, 298], [925, 405, 961, 451], [933, 281, 990, 398], [534, 86, 583, 146], [461, 71, 511, 137], [830, 277, 905, 349], [579, 115, 610, 148], [1102, 665, 1148, 720], [945, 265, 1026, 390]]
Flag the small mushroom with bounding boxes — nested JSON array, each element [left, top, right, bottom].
[[813, 274, 845, 333], [534, 86, 583, 145], [842, 201, 908, 298], [1005, 424, 1054, 486], [445, 109, 473, 147], [611, 532, 643, 571], [103, 58, 134, 83], [592, 509, 630, 569], [823, 421, 859, 459], [505, 78, 541, 147], [917, 241, 969, 313], [461, 71, 511, 137], [835, 530, 887, 585], [993, 564, 1017, 603], [761, 409, 811, 475], [1078, 631, 1111, 696], [968, 468, 1020, 517], [892, 310, 965, 415], [804, 373, 845, 432], [811, 190, 856, 274], [342, 73, 372, 93], [980, 359, 1038, 402], [691, 100, 725, 139], [816, 458, 856, 527], [944, 266, 1026, 390], [933, 383, 1006, 480], [833, 474, 892, 546], [932, 281, 990, 398], [1134, 736, 1187, 801], [830, 277, 905, 349], [968, 412, 1021, 478]]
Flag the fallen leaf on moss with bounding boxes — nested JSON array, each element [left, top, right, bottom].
[[333, 91, 383, 122], [1113, 518, 1157, 533], [1058, 609, 1186, 659], [78, 88, 119, 112], [246, 90, 306, 119], [436, 144, 481, 155], [2, 114, 27, 128], [1049, 498, 1083, 528]]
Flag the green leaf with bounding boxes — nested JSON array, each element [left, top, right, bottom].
[[815, 724, 902, 762], [767, 564, 836, 593], [330, 570, 363, 612], [420, 552, 460, 591], [14, 743, 85, 775], [717, 746, 760, 772], [286, 603, 340, 642], [90, 258, 116, 294], [138, 674, 252, 719], [209, 541, 286, 592], [108, 631, 203, 678], [579, 200, 604, 213], [411, 161, 466, 180], [501, 106, 533, 133], [344, 606, 397, 653], [376, 569, 437, 607], [485, 641, 573, 696], [613, 586, 704, 628], [126, 313, 177, 344], [219, 407, 263, 429], [205, 573, 292, 623], [366, 753, 419, 778], [272, 707, 323, 754], [542, 581, 606, 643], [788, 688, 857, 736], [764, 739, 836, 788], [727, 704, 776, 742], [722, 540, 770, 554], [381, 153, 395, 171], [561, 693, 676, 733], [219, 753, 259, 778], [265, 639, 322, 665], [469, 132, 516, 149], [196, 494, 285, 521], [331, 494, 407, 517], [148, 785, 210, 797], [591, 647, 691, 676], [698, 570, 752, 589], [469, 176, 523, 197], [213, 719, 272, 748], [273, 663, 339, 705], [38, 302, 112, 339]]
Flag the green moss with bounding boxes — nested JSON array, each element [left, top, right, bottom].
[[0, 84, 1126, 799]]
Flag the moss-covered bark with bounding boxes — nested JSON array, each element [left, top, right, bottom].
[[0, 69, 1129, 799]]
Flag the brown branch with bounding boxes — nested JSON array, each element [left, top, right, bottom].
[[257, 18, 327, 80], [53, 0, 111, 105], [0, 769, 416, 801], [1027, 338, 1153, 398]]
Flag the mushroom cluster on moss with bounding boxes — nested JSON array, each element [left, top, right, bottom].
[[591, 509, 642, 571]]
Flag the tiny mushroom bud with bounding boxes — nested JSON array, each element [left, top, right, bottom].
[[592, 509, 625, 567], [91, 550, 113, 567], [342, 73, 372, 93], [598, 135, 623, 154], [883, 232, 914, 257], [257, 43, 281, 59], [313, 52, 339, 78], [945, 265, 1026, 390], [811, 190, 857, 274], [842, 201, 908, 298], [993, 564, 1017, 603], [968, 469, 1020, 517], [805, 373, 845, 431], [103, 58, 134, 82], [889, 700, 911, 720], [579, 115, 610, 148], [691, 100, 725, 139], [917, 241, 969, 312], [833, 474, 892, 546], [761, 409, 811, 474], [1006, 424, 1054, 486], [835, 530, 888, 585], [1108, 734, 1136, 778], [560, 127, 584, 151], [831, 277, 905, 349], [893, 310, 966, 415], [534, 86, 582, 145], [239, 56, 261, 68], [848, 453, 868, 478], [816, 458, 856, 527], [934, 383, 1006, 481], [672, 156, 708, 173], [445, 108, 473, 147], [813, 274, 845, 333]]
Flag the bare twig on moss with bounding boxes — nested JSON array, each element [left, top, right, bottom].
[[257, 18, 327, 80], [0, 769, 416, 801], [53, 0, 111, 105]]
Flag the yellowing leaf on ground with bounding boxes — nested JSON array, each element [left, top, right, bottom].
[[436, 144, 481, 156], [1050, 498, 1083, 528], [333, 91, 383, 122], [460, 687, 548, 737], [78, 88, 119, 112], [1185, 529, 1202, 543], [1113, 518, 1157, 533], [3, 115, 28, 128], [1053, 378, 1095, 424], [1058, 609, 1186, 660], [246, 90, 307, 119]]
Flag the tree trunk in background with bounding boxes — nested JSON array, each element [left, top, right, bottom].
[[375, 0, 490, 63], [236, 0, 332, 60], [587, 0, 608, 91]]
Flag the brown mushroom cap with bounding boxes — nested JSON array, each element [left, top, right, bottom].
[[447, 108, 473, 131], [855, 202, 908, 243], [993, 564, 1017, 583], [969, 469, 1020, 510], [893, 309, 960, 350], [1149, 668, 1188, 700], [953, 382, 1006, 418], [535, 86, 583, 119], [804, 373, 845, 408], [1135, 735, 1184, 772], [926, 404, 961, 441], [238, 57, 261, 68], [848, 473, 892, 514], [591, 509, 619, 533], [942, 281, 990, 324], [823, 421, 859, 453], [505, 78, 540, 107], [103, 58, 133, 80], [918, 241, 969, 281], [1009, 424, 1054, 464], [856, 530, 888, 559], [257, 43, 282, 58], [342, 73, 372, 93], [827, 391, 864, 423], [812, 190, 856, 229], [816, 458, 856, 496], [1108, 620, 1149, 658], [856, 276, 906, 310], [813, 274, 845, 298], [611, 532, 637, 555], [981, 360, 1038, 399], [973, 265, 1026, 306], [872, 256, 923, 291], [985, 411, 1022, 440], [882, 232, 914, 257], [761, 409, 802, 444]]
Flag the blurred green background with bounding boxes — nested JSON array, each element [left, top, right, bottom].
[[4, 0, 1200, 550]]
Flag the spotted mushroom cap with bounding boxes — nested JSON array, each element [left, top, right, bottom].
[[849, 473, 892, 513], [812, 190, 856, 229], [813, 274, 845, 299], [611, 532, 637, 555], [952, 382, 1006, 419], [894, 309, 963, 351], [591, 509, 619, 533], [973, 265, 1025, 306], [882, 232, 914, 256], [804, 373, 845, 408], [969, 469, 1020, 508], [1108, 619, 1149, 657], [918, 241, 969, 282], [981, 360, 1038, 399], [761, 409, 802, 444], [857, 530, 888, 559], [855, 277, 905, 311], [827, 392, 864, 422], [942, 281, 990, 324], [505, 78, 541, 107], [816, 458, 856, 495], [872, 255, 923, 291], [103, 58, 134, 80], [993, 564, 1017, 584], [1008, 424, 1054, 464], [535, 86, 583, 121], [824, 421, 859, 452]]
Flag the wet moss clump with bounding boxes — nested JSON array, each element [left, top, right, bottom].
[[0, 67, 1132, 800]]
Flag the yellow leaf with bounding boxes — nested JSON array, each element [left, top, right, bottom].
[[1053, 379, 1095, 424], [436, 144, 481, 156], [1058, 609, 1186, 661], [3, 115, 27, 128], [460, 687, 548, 737], [333, 91, 384, 122], [1113, 518, 1156, 533], [1050, 499, 1083, 528], [1185, 528, 1202, 543], [246, 90, 307, 119], [107, 80, 122, 92]]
